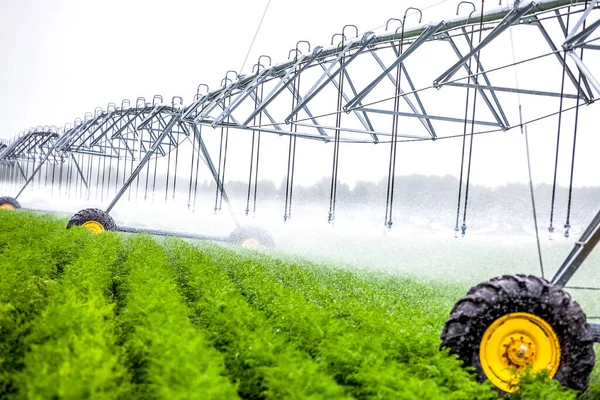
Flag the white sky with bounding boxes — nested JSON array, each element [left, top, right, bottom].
[[1, 0, 599, 189]]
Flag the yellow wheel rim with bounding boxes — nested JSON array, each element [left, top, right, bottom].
[[480, 312, 561, 393], [81, 220, 105, 235], [241, 238, 260, 249], [0, 203, 15, 210]]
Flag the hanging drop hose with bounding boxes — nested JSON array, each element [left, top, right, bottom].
[[246, 129, 256, 215], [113, 146, 120, 198], [549, 8, 571, 235], [328, 38, 345, 224], [289, 135, 297, 219], [284, 70, 300, 222], [144, 137, 152, 200], [246, 71, 263, 216], [51, 163, 57, 195], [151, 149, 158, 202], [246, 96, 258, 216], [136, 131, 143, 199], [564, 10, 586, 238], [218, 127, 230, 211], [187, 126, 196, 209], [106, 156, 112, 200], [100, 154, 106, 202], [95, 156, 101, 199], [460, 0, 486, 236], [86, 155, 93, 201], [253, 129, 262, 214], [214, 128, 225, 213], [58, 161, 64, 196], [164, 132, 173, 202], [385, 20, 409, 229], [455, 22, 476, 237], [172, 137, 180, 200], [283, 136, 294, 222], [217, 94, 232, 211], [192, 125, 202, 210], [44, 158, 49, 188]]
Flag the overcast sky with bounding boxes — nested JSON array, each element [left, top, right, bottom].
[[1, 0, 599, 190]]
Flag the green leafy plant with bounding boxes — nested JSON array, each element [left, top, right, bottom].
[[117, 235, 237, 399], [15, 232, 130, 399], [164, 238, 349, 399]]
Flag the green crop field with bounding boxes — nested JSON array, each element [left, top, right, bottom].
[[1, 210, 598, 399]]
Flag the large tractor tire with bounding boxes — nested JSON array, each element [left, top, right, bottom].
[[228, 226, 275, 248], [441, 274, 595, 394], [0, 196, 21, 210], [67, 208, 117, 235]]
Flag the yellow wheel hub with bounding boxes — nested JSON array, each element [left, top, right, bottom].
[[81, 220, 105, 235], [0, 203, 15, 210], [480, 312, 561, 393], [241, 238, 260, 249]]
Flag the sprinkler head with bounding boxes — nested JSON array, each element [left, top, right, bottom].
[[564, 223, 571, 238]]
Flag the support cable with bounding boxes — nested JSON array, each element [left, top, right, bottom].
[[239, 0, 272, 74], [510, 16, 545, 278]]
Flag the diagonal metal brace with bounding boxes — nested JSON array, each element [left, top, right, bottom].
[[345, 22, 444, 110], [552, 206, 600, 287], [434, 3, 535, 87], [287, 34, 377, 122]]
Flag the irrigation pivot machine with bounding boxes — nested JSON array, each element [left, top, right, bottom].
[[2, 0, 600, 393]]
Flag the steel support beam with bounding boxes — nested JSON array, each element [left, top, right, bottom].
[[105, 115, 180, 213], [345, 22, 444, 110], [552, 207, 600, 287], [434, 3, 535, 86]]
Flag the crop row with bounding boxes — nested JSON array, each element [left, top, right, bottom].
[[0, 212, 92, 396], [15, 233, 129, 398], [164, 239, 348, 399], [117, 235, 237, 399], [1, 210, 593, 399], [197, 243, 495, 399]]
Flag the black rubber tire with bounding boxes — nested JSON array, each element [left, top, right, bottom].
[[66, 208, 117, 231], [0, 196, 21, 209], [441, 274, 595, 393], [228, 226, 275, 248]]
